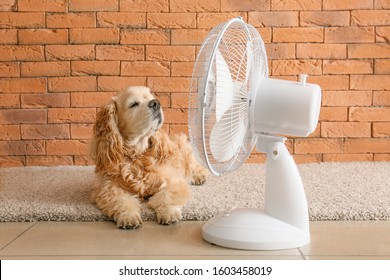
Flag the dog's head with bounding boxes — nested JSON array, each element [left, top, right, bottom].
[[91, 86, 164, 173], [114, 86, 164, 142]]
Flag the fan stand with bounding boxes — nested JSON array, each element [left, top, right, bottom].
[[202, 134, 310, 250]]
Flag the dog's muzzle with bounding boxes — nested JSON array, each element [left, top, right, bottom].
[[149, 99, 162, 125]]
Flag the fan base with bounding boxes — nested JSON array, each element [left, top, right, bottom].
[[202, 208, 310, 250]]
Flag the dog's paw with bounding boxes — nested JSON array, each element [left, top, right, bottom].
[[115, 212, 143, 230], [155, 206, 182, 225], [191, 167, 209, 186]]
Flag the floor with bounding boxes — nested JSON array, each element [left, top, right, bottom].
[[0, 221, 389, 260]]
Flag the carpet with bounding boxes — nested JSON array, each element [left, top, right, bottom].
[[0, 162, 389, 222]]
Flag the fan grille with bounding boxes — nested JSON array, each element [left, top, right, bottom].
[[189, 18, 268, 176]]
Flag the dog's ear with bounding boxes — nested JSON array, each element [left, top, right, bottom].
[[91, 100, 124, 174]]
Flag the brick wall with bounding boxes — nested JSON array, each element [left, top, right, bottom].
[[0, 0, 389, 167]]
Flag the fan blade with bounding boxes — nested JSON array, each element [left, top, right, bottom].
[[210, 107, 246, 163], [215, 49, 233, 122]]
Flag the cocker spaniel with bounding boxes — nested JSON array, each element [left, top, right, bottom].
[[90, 86, 208, 229]]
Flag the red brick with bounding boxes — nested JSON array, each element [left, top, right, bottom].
[[221, 0, 268, 11], [74, 155, 94, 165], [121, 61, 169, 77], [321, 122, 371, 138], [0, 0, 17, 11], [271, 0, 321, 11], [349, 107, 390, 122], [147, 13, 196, 29], [26, 156, 74, 166], [162, 108, 188, 124], [70, 124, 93, 139], [153, 92, 170, 107], [297, 43, 346, 59], [48, 76, 97, 92], [373, 91, 390, 106], [21, 124, 70, 140], [323, 60, 373, 74], [171, 62, 194, 77], [47, 12, 96, 28], [0, 157, 25, 167], [273, 27, 323, 43], [97, 76, 146, 91], [169, 124, 188, 135], [300, 11, 350, 27], [376, 27, 390, 43], [146, 46, 195, 61], [375, 154, 390, 161], [345, 138, 390, 154], [373, 123, 390, 138], [0, 125, 20, 140], [18, 29, 68, 45], [0, 140, 45, 156], [0, 62, 19, 77], [46, 45, 95, 61], [0, 78, 46, 93], [351, 75, 390, 90], [21, 62, 70, 77], [197, 12, 247, 28], [0, 94, 20, 108], [322, 91, 372, 107], [272, 59, 321, 75], [120, 29, 170, 45], [171, 93, 189, 108], [70, 28, 119, 44], [71, 61, 120, 76], [71, 91, 115, 107], [171, 29, 209, 45], [375, 0, 390, 8], [0, 12, 45, 28], [249, 11, 298, 27], [69, 0, 119, 11], [351, 10, 390, 26], [349, 44, 390, 59], [48, 108, 96, 124], [325, 27, 374, 43], [319, 107, 348, 122], [96, 45, 144, 60], [295, 138, 343, 154], [323, 154, 373, 162], [21, 93, 70, 109], [171, 0, 220, 12], [293, 154, 322, 164], [18, 0, 67, 12], [375, 59, 390, 74], [46, 139, 88, 155], [148, 77, 191, 92], [265, 43, 295, 59], [308, 75, 349, 91], [0, 109, 46, 124], [120, 0, 169, 12], [0, 29, 17, 44], [323, 0, 373, 10], [97, 12, 146, 28], [0, 46, 44, 61]]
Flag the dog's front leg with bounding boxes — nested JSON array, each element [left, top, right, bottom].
[[93, 178, 143, 229], [147, 177, 190, 225]]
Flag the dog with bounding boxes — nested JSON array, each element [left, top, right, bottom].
[[90, 86, 208, 229]]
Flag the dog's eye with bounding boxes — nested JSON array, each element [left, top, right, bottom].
[[129, 102, 139, 109]]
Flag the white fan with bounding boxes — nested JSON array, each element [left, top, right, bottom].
[[188, 17, 321, 250]]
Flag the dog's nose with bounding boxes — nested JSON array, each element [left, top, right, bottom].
[[148, 99, 160, 110]]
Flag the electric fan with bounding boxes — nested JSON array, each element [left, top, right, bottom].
[[188, 17, 321, 250]]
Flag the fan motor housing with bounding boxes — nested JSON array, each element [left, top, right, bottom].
[[250, 77, 322, 137]]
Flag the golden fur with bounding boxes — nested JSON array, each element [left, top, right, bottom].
[[90, 86, 208, 229]]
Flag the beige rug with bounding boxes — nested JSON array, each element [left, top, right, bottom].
[[0, 162, 389, 222]]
